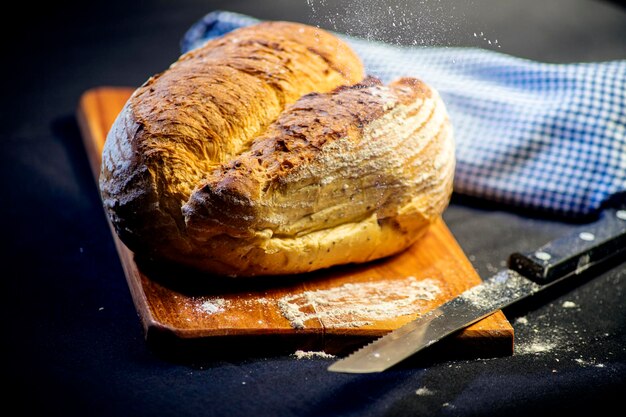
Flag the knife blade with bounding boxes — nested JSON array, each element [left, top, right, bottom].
[[328, 208, 626, 373]]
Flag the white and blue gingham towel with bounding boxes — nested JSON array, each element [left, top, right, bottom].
[[182, 11, 626, 218]]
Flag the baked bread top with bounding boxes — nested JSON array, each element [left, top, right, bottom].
[[99, 21, 454, 277]]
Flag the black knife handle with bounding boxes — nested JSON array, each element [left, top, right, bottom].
[[508, 209, 626, 283]]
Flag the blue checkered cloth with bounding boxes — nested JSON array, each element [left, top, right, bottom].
[[181, 11, 626, 218]]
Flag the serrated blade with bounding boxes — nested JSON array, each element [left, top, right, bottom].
[[327, 269, 540, 373]]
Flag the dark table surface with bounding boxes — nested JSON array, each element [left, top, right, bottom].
[[4, 1, 625, 416]]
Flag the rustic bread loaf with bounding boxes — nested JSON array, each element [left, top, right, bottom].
[[99, 21, 455, 277]]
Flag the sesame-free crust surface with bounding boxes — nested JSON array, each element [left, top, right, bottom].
[[77, 87, 513, 359]]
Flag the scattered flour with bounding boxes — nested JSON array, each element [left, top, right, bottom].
[[514, 315, 564, 355], [515, 317, 528, 325], [305, 0, 465, 47], [459, 270, 540, 311], [415, 387, 435, 396], [517, 341, 557, 354], [293, 350, 336, 359], [574, 358, 605, 368], [278, 277, 441, 329], [254, 297, 271, 305], [195, 297, 229, 315]]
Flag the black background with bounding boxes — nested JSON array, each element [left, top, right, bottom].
[[4, 1, 625, 416]]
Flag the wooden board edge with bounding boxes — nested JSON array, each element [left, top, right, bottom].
[[76, 87, 159, 338], [76, 87, 134, 180]]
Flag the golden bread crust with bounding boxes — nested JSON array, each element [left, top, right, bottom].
[[99, 22, 454, 277]]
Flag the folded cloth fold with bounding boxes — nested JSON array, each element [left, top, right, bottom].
[[181, 11, 626, 218]]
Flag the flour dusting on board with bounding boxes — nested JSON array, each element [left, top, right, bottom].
[[278, 277, 441, 329], [195, 297, 229, 315]]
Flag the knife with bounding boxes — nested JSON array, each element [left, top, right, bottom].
[[328, 208, 626, 373]]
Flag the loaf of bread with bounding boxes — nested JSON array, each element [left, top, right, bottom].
[[99, 21, 455, 277]]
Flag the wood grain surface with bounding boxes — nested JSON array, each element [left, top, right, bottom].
[[76, 87, 513, 359]]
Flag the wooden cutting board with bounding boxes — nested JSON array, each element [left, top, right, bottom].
[[76, 87, 513, 359]]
